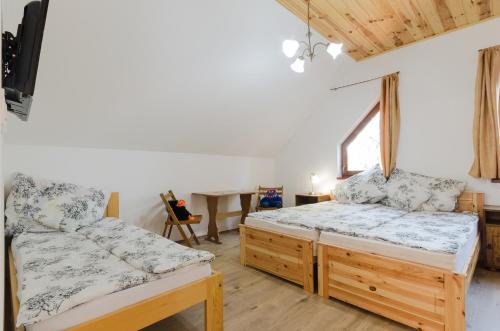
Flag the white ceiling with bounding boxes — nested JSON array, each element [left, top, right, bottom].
[[3, 0, 351, 157]]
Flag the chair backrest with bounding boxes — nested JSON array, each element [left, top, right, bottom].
[[257, 186, 284, 204], [160, 190, 180, 222], [258, 186, 283, 197]]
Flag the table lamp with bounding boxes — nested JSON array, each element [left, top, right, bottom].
[[310, 173, 321, 195]]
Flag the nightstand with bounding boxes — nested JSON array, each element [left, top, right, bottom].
[[485, 205, 500, 270], [295, 193, 331, 206]]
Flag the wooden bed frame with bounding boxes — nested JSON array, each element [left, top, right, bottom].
[[318, 191, 484, 331], [239, 224, 314, 293], [240, 192, 484, 329], [8, 192, 223, 331]]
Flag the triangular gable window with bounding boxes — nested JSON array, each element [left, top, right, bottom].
[[340, 102, 381, 178]]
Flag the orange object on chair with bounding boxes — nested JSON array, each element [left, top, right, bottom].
[[160, 191, 202, 247]]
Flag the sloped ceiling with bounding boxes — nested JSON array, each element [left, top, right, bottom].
[[3, 0, 342, 157], [277, 0, 500, 60]]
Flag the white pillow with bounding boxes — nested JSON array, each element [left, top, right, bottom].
[[416, 176, 465, 212], [5, 173, 110, 233], [334, 165, 387, 204], [4, 216, 56, 237], [382, 168, 432, 211]]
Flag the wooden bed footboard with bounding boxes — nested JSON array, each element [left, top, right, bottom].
[[239, 224, 314, 293], [318, 237, 479, 331], [69, 271, 223, 331]]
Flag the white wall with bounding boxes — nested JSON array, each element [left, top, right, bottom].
[[276, 18, 500, 206], [3, 144, 275, 238], [3, 0, 333, 158]]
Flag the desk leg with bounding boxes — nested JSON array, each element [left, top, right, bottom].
[[240, 193, 252, 224], [206, 196, 221, 244]]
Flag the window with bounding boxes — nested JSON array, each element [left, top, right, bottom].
[[340, 102, 381, 178]]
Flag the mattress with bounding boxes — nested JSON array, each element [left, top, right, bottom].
[[319, 231, 477, 272], [26, 263, 212, 331], [247, 201, 478, 267], [316, 208, 478, 255], [245, 216, 320, 255]]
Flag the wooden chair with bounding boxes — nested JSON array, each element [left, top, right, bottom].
[[255, 186, 284, 212], [160, 191, 202, 247]]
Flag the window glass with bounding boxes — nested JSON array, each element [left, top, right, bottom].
[[346, 112, 380, 171]]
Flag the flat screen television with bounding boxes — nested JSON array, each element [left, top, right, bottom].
[[2, 0, 49, 121]]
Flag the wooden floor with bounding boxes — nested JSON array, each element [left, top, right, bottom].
[[144, 231, 500, 331]]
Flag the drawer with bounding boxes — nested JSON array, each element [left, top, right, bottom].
[[486, 224, 500, 269]]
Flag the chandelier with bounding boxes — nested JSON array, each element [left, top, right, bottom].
[[282, 0, 343, 73]]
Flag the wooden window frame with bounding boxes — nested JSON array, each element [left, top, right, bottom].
[[339, 102, 380, 179]]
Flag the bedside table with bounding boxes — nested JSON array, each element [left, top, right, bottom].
[[485, 205, 500, 270], [295, 193, 331, 206]]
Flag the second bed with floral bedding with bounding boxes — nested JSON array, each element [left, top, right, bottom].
[[242, 167, 481, 330], [253, 201, 477, 253], [248, 200, 478, 271], [247, 166, 478, 271]]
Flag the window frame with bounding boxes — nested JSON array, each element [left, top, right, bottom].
[[339, 102, 380, 179]]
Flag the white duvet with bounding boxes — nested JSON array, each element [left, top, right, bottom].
[[12, 219, 214, 327], [249, 201, 478, 254]]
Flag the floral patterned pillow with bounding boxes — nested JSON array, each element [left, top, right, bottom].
[[410, 174, 465, 212], [5, 173, 110, 233], [334, 165, 387, 204], [382, 168, 432, 211], [4, 216, 56, 237]]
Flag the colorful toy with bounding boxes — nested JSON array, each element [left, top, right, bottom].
[[168, 200, 192, 221], [259, 189, 283, 208]]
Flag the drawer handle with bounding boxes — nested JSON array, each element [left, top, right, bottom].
[[369, 286, 377, 292]]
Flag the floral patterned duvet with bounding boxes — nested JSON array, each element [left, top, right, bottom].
[[12, 219, 214, 327], [249, 201, 477, 254]]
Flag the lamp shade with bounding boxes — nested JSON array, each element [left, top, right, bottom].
[[310, 173, 320, 184], [282, 39, 300, 58], [290, 57, 305, 73], [326, 42, 343, 59]]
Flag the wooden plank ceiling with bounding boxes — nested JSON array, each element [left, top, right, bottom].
[[277, 0, 500, 60]]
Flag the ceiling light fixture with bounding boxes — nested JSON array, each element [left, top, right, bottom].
[[282, 0, 343, 73]]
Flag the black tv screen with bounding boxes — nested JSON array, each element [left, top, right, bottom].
[[2, 0, 49, 121]]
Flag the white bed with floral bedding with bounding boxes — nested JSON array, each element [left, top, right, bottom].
[[248, 201, 478, 271], [247, 166, 479, 271], [6, 173, 215, 330], [13, 220, 214, 331]]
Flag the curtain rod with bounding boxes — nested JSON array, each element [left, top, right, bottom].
[[478, 45, 500, 52], [330, 71, 400, 91]]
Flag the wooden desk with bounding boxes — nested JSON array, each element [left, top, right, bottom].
[[192, 190, 255, 244]]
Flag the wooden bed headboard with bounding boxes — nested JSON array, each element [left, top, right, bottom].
[[103, 192, 119, 218], [456, 191, 485, 221]]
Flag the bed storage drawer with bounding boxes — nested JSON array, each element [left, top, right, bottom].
[[486, 224, 500, 269], [318, 243, 470, 331], [239, 225, 314, 293]]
